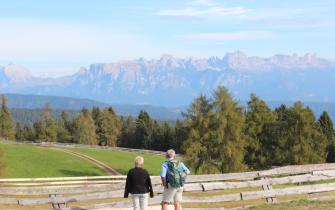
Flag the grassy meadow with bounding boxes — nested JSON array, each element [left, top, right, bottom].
[[0, 143, 107, 178], [70, 147, 166, 175], [0, 143, 166, 178]]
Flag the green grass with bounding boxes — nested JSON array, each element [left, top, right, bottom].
[[70, 147, 166, 175], [0, 143, 107, 178], [248, 199, 335, 210]]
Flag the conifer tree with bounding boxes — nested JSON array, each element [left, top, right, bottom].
[[120, 116, 136, 147], [15, 122, 25, 141], [23, 125, 36, 142], [42, 104, 57, 142], [245, 94, 276, 170], [319, 111, 335, 162], [96, 107, 122, 146], [265, 102, 327, 166], [0, 95, 15, 140], [211, 86, 246, 173], [74, 108, 97, 145], [57, 111, 72, 143], [135, 111, 153, 149], [183, 95, 216, 174], [34, 121, 47, 142]]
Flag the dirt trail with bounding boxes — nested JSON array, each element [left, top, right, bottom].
[[45, 147, 121, 175]]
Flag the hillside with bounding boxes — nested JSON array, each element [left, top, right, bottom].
[[5, 94, 335, 124], [1, 52, 334, 107], [4, 94, 182, 122]]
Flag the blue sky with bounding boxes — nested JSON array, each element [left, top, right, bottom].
[[0, 0, 334, 77]]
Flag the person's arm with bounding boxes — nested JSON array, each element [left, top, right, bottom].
[[181, 162, 190, 175], [124, 170, 132, 198], [160, 163, 168, 189]]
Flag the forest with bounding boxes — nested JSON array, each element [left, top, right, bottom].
[[1, 86, 334, 174]]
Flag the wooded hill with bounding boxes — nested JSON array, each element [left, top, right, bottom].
[[1, 86, 335, 173]]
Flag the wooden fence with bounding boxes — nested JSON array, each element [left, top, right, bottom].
[[2, 163, 335, 209]]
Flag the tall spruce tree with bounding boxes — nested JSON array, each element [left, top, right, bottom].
[[73, 108, 97, 145], [57, 111, 72, 143], [289, 103, 327, 164], [22, 125, 35, 142], [96, 107, 122, 146], [183, 95, 216, 174], [134, 111, 153, 149], [265, 102, 327, 166], [245, 94, 276, 170], [0, 95, 15, 140], [211, 86, 246, 173], [120, 116, 136, 147], [42, 104, 57, 142], [319, 111, 335, 162], [15, 123, 25, 142]]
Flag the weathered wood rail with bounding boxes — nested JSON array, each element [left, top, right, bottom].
[[2, 163, 335, 209]]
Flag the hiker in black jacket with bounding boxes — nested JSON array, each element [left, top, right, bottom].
[[124, 156, 154, 210]]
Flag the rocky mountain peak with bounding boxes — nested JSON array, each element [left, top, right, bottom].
[[3, 64, 32, 83]]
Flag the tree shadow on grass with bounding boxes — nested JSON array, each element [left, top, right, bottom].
[[59, 169, 102, 177]]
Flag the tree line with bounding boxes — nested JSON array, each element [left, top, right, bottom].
[[0, 88, 335, 174]]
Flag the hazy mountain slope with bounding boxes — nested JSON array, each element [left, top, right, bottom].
[[3, 94, 182, 121], [3, 94, 335, 124]]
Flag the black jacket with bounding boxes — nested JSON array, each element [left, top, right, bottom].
[[124, 167, 154, 198]]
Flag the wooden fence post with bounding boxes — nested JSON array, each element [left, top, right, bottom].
[[259, 174, 277, 204], [49, 194, 67, 209]]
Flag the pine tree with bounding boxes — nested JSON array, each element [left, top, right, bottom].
[[289, 103, 327, 164], [211, 86, 247, 173], [319, 111, 335, 162], [265, 102, 327, 166], [134, 111, 154, 149], [57, 111, 72, 143], [96, 107, 122, 146], [34, 121, 47, 142], [120, 116, 136, 147], [92, 107, 101, 124], [23, 125, 36, 142], [0, 95, 15, 140], [15, 123, 25, 142], [73, 108, 97, 145], [42, 104, 57, 142], [245, 94, 276, 170], [151, 121, 175, 151], [183, 95, 216, 174]]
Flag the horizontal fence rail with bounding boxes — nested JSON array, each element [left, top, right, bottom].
[[2, 163, 335, 209]]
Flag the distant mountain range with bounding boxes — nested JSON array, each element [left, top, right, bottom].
[[1, 52, 335, 107]]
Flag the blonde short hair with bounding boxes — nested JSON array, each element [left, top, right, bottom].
[[134, 156, 144, 167], [166, 149, 176, 158]]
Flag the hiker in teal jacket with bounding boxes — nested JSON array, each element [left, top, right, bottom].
[[160, 149, 190, 210]]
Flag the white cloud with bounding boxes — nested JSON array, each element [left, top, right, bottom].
[[155, 0, 250, 19], [180, 31, 275, 41], [156, 6, 249, 18]]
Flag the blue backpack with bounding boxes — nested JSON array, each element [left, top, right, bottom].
[[166, 160, 187, 188]]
